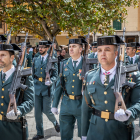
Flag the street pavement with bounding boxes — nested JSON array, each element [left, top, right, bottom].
[[27, 101, 140, 140]]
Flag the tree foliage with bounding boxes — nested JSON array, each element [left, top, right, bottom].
[[0, 0, 139, 40]]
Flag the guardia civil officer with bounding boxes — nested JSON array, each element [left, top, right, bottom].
[[88, 41, 98, 69], [51, 38, 87, 140], [0, 43, 34, 140], [32, 40, 60, 140], [82, 35, 140, 140], [88, 41, 98, 58], [26, 43, 33, 67], [126, 42, 140, 64]]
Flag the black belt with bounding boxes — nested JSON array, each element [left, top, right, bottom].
[[92, 108, 114, 120], [34, 75, 45, 82], [65, 92, 82, 100], [0, 114, 23, 122]]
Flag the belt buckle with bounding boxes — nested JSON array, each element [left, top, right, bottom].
[[101, 111, 110, 119], [69, 95, 75, 100], [39, 77, 43, 82], [0, 114, 2, 121]]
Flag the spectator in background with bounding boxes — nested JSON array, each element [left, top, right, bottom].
[[58, 49, 66, 74]]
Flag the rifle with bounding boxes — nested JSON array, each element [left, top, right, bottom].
[[7, 33, 32, 115], [45, 37, 58, 86], [122, 27, 126, 42], [113, 43, 139, 113], [5, 27, 12, 44], [80, 27, 98, 81]]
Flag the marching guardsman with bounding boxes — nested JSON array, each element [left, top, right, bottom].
[[88, 41, 98, 58], [81, 35, 140, 140], [32, 40, 60, 140], [126, 42, 140, 64], [51, 38, 87, 140], [88, 41, 98, 69], [0, 43, 34, 140], [26, 43, 33, 67]]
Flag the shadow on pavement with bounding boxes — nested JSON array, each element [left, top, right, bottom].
[[29, 127, 60, 140]]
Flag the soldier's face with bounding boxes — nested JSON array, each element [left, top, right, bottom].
[[92, 46, 97, 52], [0, 51, 14, 68], [126, 47, 136, 56], [69, 44, 82, 57], [97, 45, 117, 66], [39, 45, 47, 55]]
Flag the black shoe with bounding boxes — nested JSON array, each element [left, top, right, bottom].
[[32, 135, 44, 140], [54, 121, 60, 133]]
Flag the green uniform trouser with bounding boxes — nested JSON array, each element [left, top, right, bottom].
[[35, 94, 57, 136], [59, 114, 81, 140]]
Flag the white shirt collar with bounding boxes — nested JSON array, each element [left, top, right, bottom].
[[72, 56, 82, 67], [100, 64, 117, 84], [2, 65, 15, 81], [129, 54, 136, 64], [129, 54, 136, 59], [101, 64, 116, 75], [72, 56, 81, 63], [41, 53, 48, 62]]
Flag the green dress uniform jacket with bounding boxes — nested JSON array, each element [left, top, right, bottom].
[[127, 55, 140, 64], [52, 57, 83, 140], [0, 73, 34, 140], [88, 52, 98, 69], [26, 51, 33, 67], [82, 68, 140, 140], [33, 55, 58, 96]]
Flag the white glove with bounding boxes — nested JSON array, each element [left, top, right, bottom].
[[45, 80, 52, 86], [6, 109, 21, 120], [51, 107, 59, 115], [114, 109, 132, 122], [82, 136, 87, 140], [29, 48, 33, 52]]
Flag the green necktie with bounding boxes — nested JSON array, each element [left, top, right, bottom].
[[2, 73, 6, 84], [104, 73, 109, 88], [41, 57, 44, 64], [130, 57, 133, 64], [73, 61, 78, 70]]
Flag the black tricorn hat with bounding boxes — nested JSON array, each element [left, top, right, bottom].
[[126, 43, 131, 47], [69, 38, 87, 45], [26, 42, 30, 45], [39, 40, 52, 46], [127, 42, 140, 48], [0, 44, 21, 51], [27, 44, 32, 48], [0, 35, 7, 42], [97, 35, 124, 46], [91, 41, 97, 48], [11, 44, 22, 51]]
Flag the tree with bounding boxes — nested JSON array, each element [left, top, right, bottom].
[[0, 0, 139, 40]]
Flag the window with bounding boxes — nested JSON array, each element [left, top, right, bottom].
[[113, 20, 122, 30]]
